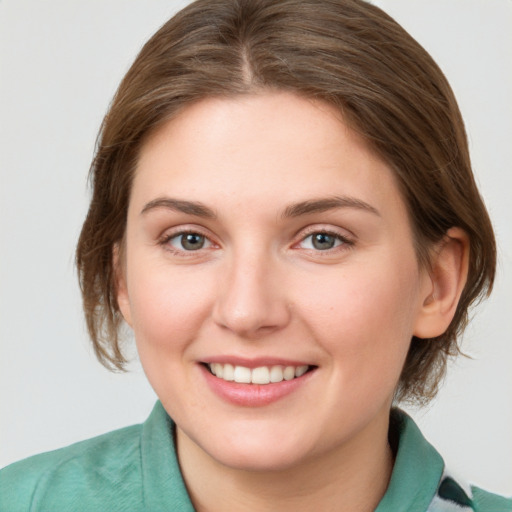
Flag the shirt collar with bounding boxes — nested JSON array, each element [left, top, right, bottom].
[[141, 403, 444, 511], [141, 401, 195, 511], [376, 409, 444, 511]]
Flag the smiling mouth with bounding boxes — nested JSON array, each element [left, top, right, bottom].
[[205, 363, 315, 385]]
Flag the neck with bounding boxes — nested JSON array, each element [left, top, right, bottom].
[[176, 412, 394, 512]]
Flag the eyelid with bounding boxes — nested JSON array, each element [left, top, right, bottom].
[[168, 232, 213, 250], [292, 225, 355, 252], [295, 224, 355, 242], [156, 223, 355, 256], [158, 225, 219, 254]]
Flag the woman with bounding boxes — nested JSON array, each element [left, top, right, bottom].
[[1, 0, 510, 510]]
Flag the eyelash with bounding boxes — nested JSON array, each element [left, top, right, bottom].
[[158, 227, 354, 256], [159, 229, 215, 256], [296, 229, 353, 254]]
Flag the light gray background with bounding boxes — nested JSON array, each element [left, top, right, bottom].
[[1, 0, 511, 495]]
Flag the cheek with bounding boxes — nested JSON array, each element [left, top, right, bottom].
[[126, 264, 218, 409], [297, 255, 421, 371], [127, 263, 214, 353]]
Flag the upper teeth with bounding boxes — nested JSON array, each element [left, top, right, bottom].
[[208, 363, 309, 385]]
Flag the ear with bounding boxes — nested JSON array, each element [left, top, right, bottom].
[[413, 227, 469, 339], [113, 243, 133, 327]]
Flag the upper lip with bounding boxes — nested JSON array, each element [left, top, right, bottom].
[[201, 355, 314, 369]]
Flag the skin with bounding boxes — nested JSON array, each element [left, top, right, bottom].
[[116, 92, 468, 511]]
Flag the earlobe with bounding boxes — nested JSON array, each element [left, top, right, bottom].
[[113, 243, 133, 327], [413, 227, 469, 339]]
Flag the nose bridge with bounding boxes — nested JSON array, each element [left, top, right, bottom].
[[213, 241, 290, 338]]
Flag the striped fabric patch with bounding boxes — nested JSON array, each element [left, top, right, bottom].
[[427, 472, 474, 512]]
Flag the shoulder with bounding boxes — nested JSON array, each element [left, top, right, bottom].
[[428, 471, 512, 512], [426, 464, 512, 512], [1, 402, 195, 512], [0, 423, 144, 512], [471, 486, 512, 512], [385, 410, 512, 512]]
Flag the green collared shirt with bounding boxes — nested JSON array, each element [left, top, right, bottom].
[[1, 402, 510, 511]]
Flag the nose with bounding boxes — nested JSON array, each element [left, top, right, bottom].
[[212, 248, 291, 339]]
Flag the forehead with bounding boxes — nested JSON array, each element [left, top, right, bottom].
[[132, 92, 406, 222]]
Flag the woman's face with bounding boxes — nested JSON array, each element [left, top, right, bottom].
[[117, 92, 432, 471]]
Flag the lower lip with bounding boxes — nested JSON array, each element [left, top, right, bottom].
[[201, 365, 314, 407]]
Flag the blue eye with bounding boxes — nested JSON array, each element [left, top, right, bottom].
[[168, 232, 212, 251], [300, 232, 345, 250]]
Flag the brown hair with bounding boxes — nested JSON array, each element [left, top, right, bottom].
[[76, 0, 496, 404]]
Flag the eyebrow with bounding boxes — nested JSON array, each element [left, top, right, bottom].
[[282, 196, 380, 218], [140, 195, 380, 220], [141, 198, 217, 218]]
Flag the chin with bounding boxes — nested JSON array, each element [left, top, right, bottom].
[[211, 444, 310, 473], [189, 422, 317, 473]]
